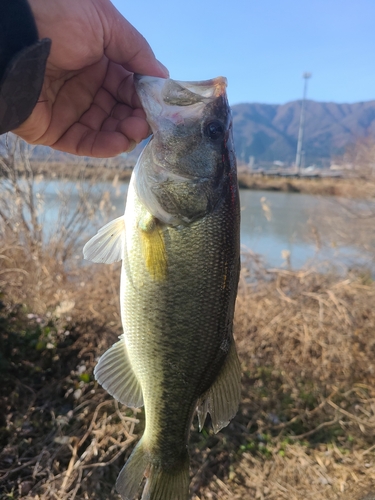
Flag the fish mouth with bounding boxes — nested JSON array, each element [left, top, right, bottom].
[[134, 74, 227, 98], [134, 75, 227, 132]]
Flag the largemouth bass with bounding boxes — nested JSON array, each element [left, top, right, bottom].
[[83, 75, 241, 500]]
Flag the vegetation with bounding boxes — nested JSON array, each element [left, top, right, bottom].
[[237, 171, 375, 199], [0, 138, 374, 499], [238, 138, 375, 199]]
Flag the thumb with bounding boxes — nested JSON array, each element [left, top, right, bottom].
[[96, 0, 169, 77]]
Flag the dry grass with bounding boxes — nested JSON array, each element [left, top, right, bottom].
[[238, 138, 375, 201], [27, 161, 133, 182], [232, 262, 375, 499], [1, 247, 374, 500], [237, 172, 375, 200]]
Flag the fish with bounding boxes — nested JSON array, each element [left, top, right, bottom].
[[83, 75, 241, 500]]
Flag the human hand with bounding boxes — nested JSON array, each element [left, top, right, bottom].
[[12, 0, 169, 157]]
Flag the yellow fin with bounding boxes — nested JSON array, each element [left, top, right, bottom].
[[139, 214, 167, 280]]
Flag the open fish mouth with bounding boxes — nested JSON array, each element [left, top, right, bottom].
[[134, 75, 228, 132]]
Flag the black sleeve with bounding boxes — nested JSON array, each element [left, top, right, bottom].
[[0, 0, 51, 134]]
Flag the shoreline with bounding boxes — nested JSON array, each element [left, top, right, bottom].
[[237, 172, 375, 198], [5, 160, 375, 199]]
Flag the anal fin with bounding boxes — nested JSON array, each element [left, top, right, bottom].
[[197, 341, 241, 433], [94, 335, 143, 408]]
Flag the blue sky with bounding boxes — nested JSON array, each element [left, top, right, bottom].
[[113, 0, 375, 106]]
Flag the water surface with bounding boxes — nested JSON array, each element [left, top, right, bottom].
[[35, 179, 373, 270]]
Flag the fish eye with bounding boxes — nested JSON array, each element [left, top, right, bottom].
[[205, 121, 225, 141]]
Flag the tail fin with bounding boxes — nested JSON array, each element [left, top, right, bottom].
[[116, 440, 148, 500], [141, 459, 190, 500], [116, 440, 190, 500]]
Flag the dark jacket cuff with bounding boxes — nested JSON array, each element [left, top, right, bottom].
[[0, 0, 51, 134], [0, 38, 51, 134]]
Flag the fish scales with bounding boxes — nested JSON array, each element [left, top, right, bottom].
[[123, 178, 239, 457], [83, 75, 241, 500]]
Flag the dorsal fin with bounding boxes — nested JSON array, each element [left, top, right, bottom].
[[83, 216, 125, 264]]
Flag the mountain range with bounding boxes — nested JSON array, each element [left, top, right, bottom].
[[231, 99, 375, 166], [2, 99, 375, 167]]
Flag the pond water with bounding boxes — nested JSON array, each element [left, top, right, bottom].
[[35, 179, 373, 271]]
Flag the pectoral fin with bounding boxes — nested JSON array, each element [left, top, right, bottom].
[[94, 335, 143, 408], [83, 216, 125, 264], [138, 213, 167, 280], [197, 341, 241, 433]]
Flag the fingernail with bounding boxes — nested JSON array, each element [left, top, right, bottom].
[[156, 60, 169, 78], [127, 140, 137, 153]]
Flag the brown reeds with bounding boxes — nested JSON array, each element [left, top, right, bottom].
[[237, 172, 375, 199], [1, 253, 374, 499], [238, 138, 375, 200], [230, 264, 375, 500]]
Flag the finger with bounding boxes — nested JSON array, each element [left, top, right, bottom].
[[100, 111, 148, 139], [79, 103, 110, 131], [102, 62, 141, 108], [113, 106, 152, 137], [100, 116, 119, 132], [80, 88, 149, 141], [95, 0, 169, 78], [92, 87, 118, 116], [78, 88, 134, 130], [33, 59, 108, 146], [80, 107, 149, 143], [52, 124, 133, 157], [52, 112, 150, 157], [116, 115, 150, 144], [110, 103, 142, 121]]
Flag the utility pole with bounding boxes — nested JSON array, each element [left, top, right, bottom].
[[295, 72, 311, 174]]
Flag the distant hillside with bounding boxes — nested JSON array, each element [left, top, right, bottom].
[[2, 100, 375, 167], [232, 100, 375, 165]]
